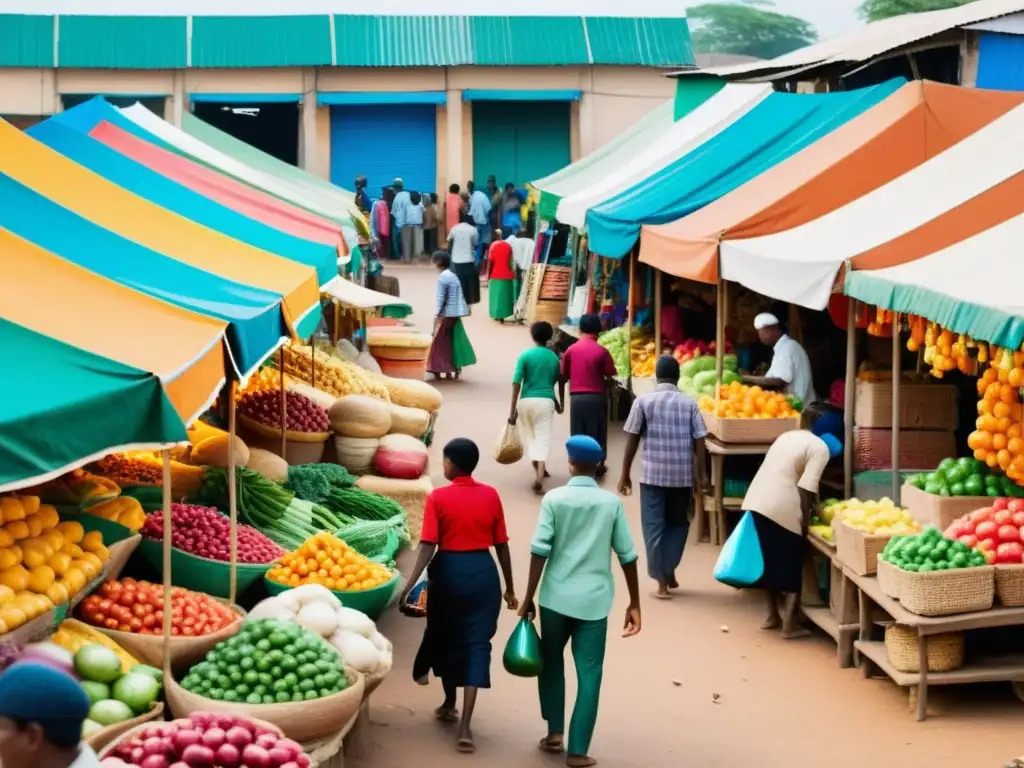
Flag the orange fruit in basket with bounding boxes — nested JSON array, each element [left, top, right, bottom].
[[988, 452, 1001, 469], [1003, 385, 1019, 404], [992, 401, 1009, 418], [968, 430, 993, 451], [994, 433, 1008, 451], [1010, 367, 1024, 388], [999, 449, 1013, 470]]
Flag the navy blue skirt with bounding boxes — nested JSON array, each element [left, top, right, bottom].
[[413, 550, 501, 688]]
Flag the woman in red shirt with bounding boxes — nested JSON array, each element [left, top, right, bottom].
[[402, 438, 517, 754], [486, 230, 516, 323]]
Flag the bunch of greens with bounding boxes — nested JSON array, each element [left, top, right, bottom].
[[284, 463, 357, 506]]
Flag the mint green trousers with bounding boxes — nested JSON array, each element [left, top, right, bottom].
[[538, 607, 607, 756]]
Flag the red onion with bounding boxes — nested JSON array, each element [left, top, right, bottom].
[[141, 504, 285, 564]]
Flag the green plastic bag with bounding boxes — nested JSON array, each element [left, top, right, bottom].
[[503, 618, 543, 677]]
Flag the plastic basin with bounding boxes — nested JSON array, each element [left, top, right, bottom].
[[136, 538, 275, 599], [264, 571, 400, 620]]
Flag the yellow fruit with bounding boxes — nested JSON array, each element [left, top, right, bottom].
[[81, 531, 104, 554], [17, 496, 40, 517], [21, 546, 47, 569], [24, 515, 42, 538], [46, 583, 70, 606], [0, 531, 13, 549], [62, 568, 86, 595], [62, 542, 84, 558], [0, 566, 28, 592], [47, 552, 72, 577], [0, 498, 24, 523], [26, 565, 55, 594], [5, 521, 29, 541], [0, 607, 26, 630], [80, 552, 104, 573], [36, 504, 58, 530], [56, 521, 84, 545], [72, 558, 98, 581], [0, 586, 14, 605], [0, 549, 19, 571], [42, 531, 63, 552]]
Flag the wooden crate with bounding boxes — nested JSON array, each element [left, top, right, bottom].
[[901, 483, 988, 531], [834, 519, 890, 576], [701, 412, 800, 444], [854, 428, 956, 471], [854, 380, 959, 430]]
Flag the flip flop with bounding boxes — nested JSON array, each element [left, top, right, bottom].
[[435, 707, 460, 723], [456, 738, 476, 753], [652, 591, 674, 601], [539, 737, 565, 754], [567, 756, 597, 767]]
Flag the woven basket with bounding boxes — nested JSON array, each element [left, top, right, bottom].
[[996, 564, 1024, 607], [238, 419, 328, 466], [885, 624, 965, 673], [105, 534, 140, 580], [834, 520, 890, 576], [363, 652, 393, 700], [99, 713, 286, 760], [899, 566, 995, 617], [854, 428, 956, 471], [530, 299, 568, 326], [876, 556, 902, 599], [165, 667, 364, 743]]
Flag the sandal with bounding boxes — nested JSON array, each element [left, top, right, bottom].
[[567, 756, 596, 767], [539, 736, 565, 754], [456, 737, 476, 753], [435, 707, 459, 723]]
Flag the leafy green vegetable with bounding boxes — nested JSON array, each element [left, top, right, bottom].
[[285, 463, 357, 505]]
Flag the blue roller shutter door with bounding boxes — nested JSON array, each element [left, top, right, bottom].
[[472, 101, 570, 188], [330, 104, 437, 197]]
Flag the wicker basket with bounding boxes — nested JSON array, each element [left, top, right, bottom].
[[854, 428, 956, 471], [105, 535, 140, 580], [701, 412, 800, 445], [238, 417, 329, 465], [85, 703, 164, 753], [99, 713, 286, 760], [96, 609, 244, 673], [899, 566, 995, 617], [876, 556, 902, 599], [834, 520, 890, 576], [884, 624, 965, 673], [996, 564, 1024, 607], [530, 299, 568, 326], [165, 667, 364, 743], [900, 484, 988, 531]]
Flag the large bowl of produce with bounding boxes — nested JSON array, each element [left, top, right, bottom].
[[823, 497, 920, 536], [265, 533, 400, 620], [77, 579, 244, 671], [907, 457, 1024, 498], [137, 504, 285, 598], [238, 389, 330, 443], [165, 619, 364, 742], [880, 527, 987, 572], [99, 711, 312, 768], [944, 498, 1024, 564]]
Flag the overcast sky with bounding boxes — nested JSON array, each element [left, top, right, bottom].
[[761, 0, 863, 40]]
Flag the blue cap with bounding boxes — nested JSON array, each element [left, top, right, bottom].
[[566, 435, 604, 463], [0, 663, 90, 747], [820, 433, 843, 459]]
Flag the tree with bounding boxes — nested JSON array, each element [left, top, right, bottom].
[[858, 0, 972, 22], [688, 1, 818, 60]]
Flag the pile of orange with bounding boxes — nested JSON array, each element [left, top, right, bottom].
[[266, 532, 393, 593], [968, 365, 1024, 479], [697, 382, 800, 420]]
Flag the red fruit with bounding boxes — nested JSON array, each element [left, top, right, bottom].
[[995, 509, 1013, 525], [1010, 499, 1024, 515], [997, 541, 1024, 564], [1013, 512, 1024, 528], [984, 548, 998, 564], [998, 524, 1020, 543], [960, 519, 977, 535], [994, 498, 1011, 512], [970, 507, 994, 521], [976, 520, 999, 539], [959, 534, 979, 548]]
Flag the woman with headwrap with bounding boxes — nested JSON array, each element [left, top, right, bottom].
[[427, 251, 477, 380], [402, 438, 518, 755]]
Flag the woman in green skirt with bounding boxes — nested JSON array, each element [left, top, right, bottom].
[[428, 251, 477, 380], [486, 230, 516, 323]]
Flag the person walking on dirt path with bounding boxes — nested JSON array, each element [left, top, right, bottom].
[[427, 251, 477, 380], [741, 405, 840, 639], [509, 321, 563, 494], [560, 314, 617, 477], [403, 438, 518, 755], [486, 229, 516, 322], [619, 356, 709, 599], [448, 212, 481, 307], [520, 435, 642, 768]]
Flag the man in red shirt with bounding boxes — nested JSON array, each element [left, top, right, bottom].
[[560, 314, 618, 477], [400, 438, 518, 754], [486, 230, 516, 323]]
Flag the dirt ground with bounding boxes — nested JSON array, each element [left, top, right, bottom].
[[351, 265, 1024, 768]]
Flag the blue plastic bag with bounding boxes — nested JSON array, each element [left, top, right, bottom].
[[714, 511, 766, 588]]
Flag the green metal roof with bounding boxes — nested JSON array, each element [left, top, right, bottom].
[[0, 13, 692, 69]]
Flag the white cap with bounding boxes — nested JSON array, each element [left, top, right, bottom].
[[754, 312, 780, 330]]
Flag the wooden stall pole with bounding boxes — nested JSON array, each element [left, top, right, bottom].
[[654, 269, 663, 358], [161, 449, 173, 677], [892, 314, 902, 503], [279, 347, 287, 460], [844, 299, 857, 498], [227, 382, 238, 606], [625, 250, 636, 391], [310, 335, 316, 391], [332, 299, 341, 346], [714, 279, 726, 404]]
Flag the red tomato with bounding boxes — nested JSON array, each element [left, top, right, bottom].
[[998, 524, 1020, 543], [182, 626, 195, 637], [976, 521, 999, 539], [1013, 512, 1024, 527], [984, 548, 998, 564], [994, 498, 1010, 512], [997, 542, 1024, 563], [959, 534, 979, 548], [978, 538, 996, 551], [1010, 499, 1024, 515], [104, 618, 119, 630], [142, 615, 156, 629], [995, 510, 1013, 526]]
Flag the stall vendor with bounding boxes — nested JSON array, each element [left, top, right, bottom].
[[743, 313, 817, 404]]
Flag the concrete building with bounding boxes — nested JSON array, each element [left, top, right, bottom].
[[0, 1, 692, 196]]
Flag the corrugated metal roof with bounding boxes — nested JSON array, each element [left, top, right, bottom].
[[673, 0, 1024, 80], [966, 10, 1024, 32], [0, 8, 692, 68], [59, 15, 186, 69]]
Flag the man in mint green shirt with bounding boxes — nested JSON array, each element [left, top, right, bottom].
[[520, 435, 641, 768], [509, 321, 563, 493]]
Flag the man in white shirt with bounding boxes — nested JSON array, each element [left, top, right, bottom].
[[743, 313, 817, 405], [390, 178, 412, 259], [507, 230, 535, 322], [467, 181, 493, 266]]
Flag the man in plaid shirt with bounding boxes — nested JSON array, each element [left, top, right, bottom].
[[619, 356, 708, 599]]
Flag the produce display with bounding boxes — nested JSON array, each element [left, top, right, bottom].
[[100, 712, 311, 768], [596, 326, 645, 378], [387, 403, 431, 438], [907, 457, 1023, 498], [374, 434, 429, 480], [245, 449, 289, 484], [678, 354, 740, 398], [267, 533, 394, 593], [281, 345, 391, 401], [238, 390, 329, 434], [329, 395, 392, 438], [0, 498, 110, 631], [333, 437, 379, 475], [880, 526, 986, 571], [237, 367, 292, 396], [968, 363, 1024, 482], [365, 330, 432, 349], [29, 470, 120, 508], [180, 618, 348, 704], [697, 382, 802, 419], [944, 499, 1024, 564], [93, 455, 164, 487], [384, 377, 443, 412], [670, 338, 733, 365], [284, 464, 357, 507], [52, 619, 141, 670], [71, 644, 162, 732], [78, 579, 240, 637], [822, 497, 920, 536], [84, 497, 147, 531], [140, 504, 286, 565], [248, 584, 393, 675]]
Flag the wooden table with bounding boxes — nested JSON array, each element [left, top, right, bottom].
[[847, 568, 1024, 721], [803, 534, 859, 668], [695, 438, 772, 546]]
